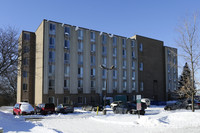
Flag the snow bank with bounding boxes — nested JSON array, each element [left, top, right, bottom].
[[1, 106, 200, 133]]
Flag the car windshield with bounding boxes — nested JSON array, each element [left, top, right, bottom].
[[45, 104, 55, 108], [63, 104, 70, 107], [20, 104, 34, 112]]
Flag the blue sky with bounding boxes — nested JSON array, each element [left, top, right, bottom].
[[0, 0, 199, 49]]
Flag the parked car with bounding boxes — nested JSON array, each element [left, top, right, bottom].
[[82, 104, 103, 111], [13, 102, 34, 115], [55, 104, 74, 114], [113, 102, 146, 115], [110, 101, 123, 109], [141, 98, 151, 107], [164, 99, 200, 111], [35, 103, 55, 115]]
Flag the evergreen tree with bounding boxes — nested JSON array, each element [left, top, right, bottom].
[[177, 63, 195, 99]]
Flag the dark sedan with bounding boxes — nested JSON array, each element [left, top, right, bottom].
[[55, 104, 74, 114], [164, 100, 200, 111], [113, 102, 146, 115]]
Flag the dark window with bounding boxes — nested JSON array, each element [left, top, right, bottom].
[[24, 33, 30, 40], [23, 46, 29, 53], [78, 97, 83, 104], [23, 71, 28, 77], [64, 97, 69, 104], [23, 58, 28, 65], [65, 27, 70, 35], [23, 83, 27, 90], [49, 80, 55, 90]]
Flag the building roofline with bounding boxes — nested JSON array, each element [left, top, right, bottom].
[[43, 19, 136, 40]]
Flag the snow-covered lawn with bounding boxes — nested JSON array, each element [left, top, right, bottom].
[[1, 106, 200, 133]]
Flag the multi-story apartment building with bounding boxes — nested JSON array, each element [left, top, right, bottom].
[[17, 19, 178, 106]]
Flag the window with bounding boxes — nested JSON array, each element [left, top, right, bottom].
[[123, 70, 126, 79], [173, 57, 176, 65], [113, 58, 117, 67], [78, 54, 83, 65], [65, 27, 70, 35], [102, 80, 106, 88], [23, 58, 28, 65], [49, 65, 55, 75], [113, 37, 117, 46], [91, 68, 95, 76], [48, 97, 54, 103], [122, 49, 126, 58], [91, 55, 95, 66], [123, 81, 127, 89], [174, 74, 176, 81], [78, 29, 83, 39], [64, 79, 69, 88], [102, 46, 107, 55], [139, 62, 143, 71], [24, 33, 30, 40], [49, 80, 55, 90], [23, 71, 28, 77], [113, 70, 117, 79], [64, 40, 70, 49], [140, 82, 144, 91], [90, 31, 95, 41], [139, 43, 143, 52], [102, 69, 106, 78], [64, 66, 70, 77], [168, 65, 170, 73], [78, 97, 83, 104], [102, 34, 107, 44], [113, 81, 117, 88], [49, 23, 56, 35], [23, 46, 29, 53], [174, 67, 176, 73], [123, 60, 126, 68], [122, 38, 126, 47], [131, 40, 135, 47], [91, 44, 96, 52], [64, 53, 70, 64], [91, 80, 95, 88], [64, 97, 69, 104], [49, 51, 55, 62], [49, 37, 55, 48], [132, 82, 136, 90], [78, 67, 83, 77], [78, 41, 83, 52], [113, 48, 117, 56], [78, 79, 83, 87], [23, 83, 27, 90], [132, 61, 135, 69], [132, 71, 135, 80], [102, 57, 107, 65], [132, 51, 135, 58]]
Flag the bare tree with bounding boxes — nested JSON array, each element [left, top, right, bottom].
[[176, 13, 200, 112], [0, 27, 19, 104]]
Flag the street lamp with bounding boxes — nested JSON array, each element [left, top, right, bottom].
[[100, 64, 114, 115]]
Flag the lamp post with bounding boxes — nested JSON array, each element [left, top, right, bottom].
[[100, 64, 114, 115]]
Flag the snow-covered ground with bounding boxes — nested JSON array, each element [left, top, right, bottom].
[[1, 106, 200, 133]]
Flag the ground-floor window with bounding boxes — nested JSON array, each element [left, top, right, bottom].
[[64, 96, 69, 104], [49, 97, 54, 103], [78, 96, 83, 104]]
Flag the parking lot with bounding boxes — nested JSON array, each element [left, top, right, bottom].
[[1, 106, 200, 133]]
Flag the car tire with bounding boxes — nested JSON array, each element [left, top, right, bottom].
[[167, 107, 171, 111], [127, 111, 132, 114], [186, 106, 192, 110]]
